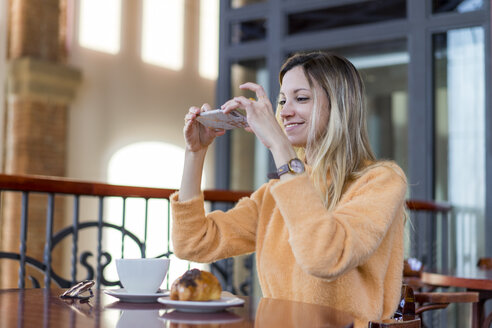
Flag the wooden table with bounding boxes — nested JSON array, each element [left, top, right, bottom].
[[421, 267, 492, 328], [0, 288, 354, 328]]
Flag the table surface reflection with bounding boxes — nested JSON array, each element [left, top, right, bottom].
[[0, 289, 354, 328]]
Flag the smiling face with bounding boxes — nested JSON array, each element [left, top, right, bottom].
[[278, 66, 330, 148]]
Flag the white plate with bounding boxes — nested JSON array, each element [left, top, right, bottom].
[[104, 288, 169, 303], [157, 292, 245, 313]]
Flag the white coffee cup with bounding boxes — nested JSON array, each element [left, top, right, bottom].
[[116, 258, 170, 294]]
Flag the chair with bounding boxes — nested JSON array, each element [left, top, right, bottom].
[[476, 257, 492, 328], [403, 258, 479, 326], [477, 257, 492, 270], [368, 284, 479, 328], [368, 285, 421, 328], [414, 290, 479, 317], [403, 257, 427, 292]]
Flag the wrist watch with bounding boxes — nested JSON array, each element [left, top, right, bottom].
[[277, 158, 305, 177]]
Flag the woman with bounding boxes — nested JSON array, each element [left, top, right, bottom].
[[171, 51, 407, 327]]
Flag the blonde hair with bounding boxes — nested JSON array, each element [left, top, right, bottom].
[[277, 51, 376, 210]]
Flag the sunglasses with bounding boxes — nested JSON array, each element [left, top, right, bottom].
[[60, 280, 95, 301]]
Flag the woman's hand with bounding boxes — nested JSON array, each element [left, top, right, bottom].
[[221, 83, 298, 172], [221, 83, 286, 150], [184, 104, 225, 152]]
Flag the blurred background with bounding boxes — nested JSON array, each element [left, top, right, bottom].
[[0, 0, 491, 326], [1, 0, 219, 187]]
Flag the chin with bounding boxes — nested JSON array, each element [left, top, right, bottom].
[[286, 131, 308, 147], [289, 138, 307, 148]]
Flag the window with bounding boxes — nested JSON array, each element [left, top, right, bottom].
[[199, 0, 219, 79], [433, 27, 485, 269], [105, 142, 205, 286], [230, 59, 269, 190], [433, 0, 483, 13], [288, 0, 406, 35], [329, 41, 409, 175], [107, 142, 185, 190], [230, 0, 266, 9], [79, 0, 121, 54], [230, 18, 267, 44], [141, 0, 184, 70]]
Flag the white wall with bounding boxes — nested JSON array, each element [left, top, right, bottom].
[[0, 0, 8, 169], [67, 0, 216, 187]]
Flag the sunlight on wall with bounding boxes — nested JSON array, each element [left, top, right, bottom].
[[107, 142, 184, 189], [0, 0, 8, 167], [105, 142, 205, 287], [79, 0, 121, 54], [141, 0, 184, 70], [199, 0, 219, 80]]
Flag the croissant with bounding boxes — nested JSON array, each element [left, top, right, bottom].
[[170, 269, 222, 301]]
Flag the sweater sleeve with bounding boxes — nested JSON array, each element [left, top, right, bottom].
[[271, 162, 407, 280], [170, 184, 267, 263]]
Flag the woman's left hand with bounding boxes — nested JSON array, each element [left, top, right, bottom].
[[221, 82, 286, 151]]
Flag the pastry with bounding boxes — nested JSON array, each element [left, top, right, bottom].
[[170, 269, 222, 301]]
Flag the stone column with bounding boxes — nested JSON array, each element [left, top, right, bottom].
[[0, 0, 81, 288]]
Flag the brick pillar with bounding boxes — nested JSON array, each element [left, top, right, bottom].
[[0, 0, 81, 288]]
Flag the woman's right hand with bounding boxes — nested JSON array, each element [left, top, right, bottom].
[[184, 104, 225, 152]]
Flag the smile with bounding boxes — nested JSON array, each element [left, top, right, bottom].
[[284, 122, 303, 128]]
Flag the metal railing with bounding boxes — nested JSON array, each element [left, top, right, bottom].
[[0, 173, 455, 297], [406, 199, 453, 271], [0, 174, 251, 290]]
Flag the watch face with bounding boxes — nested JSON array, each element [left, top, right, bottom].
[[289, 159, 305, 173]]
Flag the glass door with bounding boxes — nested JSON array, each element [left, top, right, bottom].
[[433, 26, 486, 270]]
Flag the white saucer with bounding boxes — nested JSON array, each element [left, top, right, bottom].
[[104, 288, 169, 303], [157, 291, 244, 313]]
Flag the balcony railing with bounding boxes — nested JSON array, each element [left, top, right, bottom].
[[0, 173, 452, 295], [406, 199, 453, 271], [0, 174, 251, 291]]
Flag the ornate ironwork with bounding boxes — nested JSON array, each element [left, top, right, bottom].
[[0, 221, 173, 288], [0, 174, 254, 294]]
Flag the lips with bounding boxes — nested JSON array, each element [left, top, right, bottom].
[[284, 122, 304, 129]]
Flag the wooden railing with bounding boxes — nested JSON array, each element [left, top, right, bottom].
[[0, 173, 251, 201], [406, 199, 452, 213]]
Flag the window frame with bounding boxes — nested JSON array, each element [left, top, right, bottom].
[[216, 0, 492, 256]]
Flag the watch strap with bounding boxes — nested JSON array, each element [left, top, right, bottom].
[[276, 158, 305, 177], [277, 163, 290, 177]]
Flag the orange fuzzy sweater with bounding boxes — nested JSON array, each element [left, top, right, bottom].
[[171, 162, 407, 327]]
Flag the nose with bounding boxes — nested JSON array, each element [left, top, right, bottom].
[[279, 101, 294, 118]]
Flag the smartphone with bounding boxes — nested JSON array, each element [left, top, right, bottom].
[[196, 109, 248, 130]]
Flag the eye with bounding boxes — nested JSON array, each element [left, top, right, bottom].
[[297, 96, 309, 102], [278, 99, 286, 106]]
